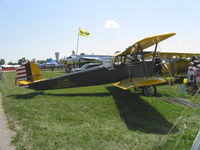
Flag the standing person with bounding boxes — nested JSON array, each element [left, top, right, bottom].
[[195, 64, 200, 90], [188, 64, 195, 92], [154, 55, 162, 76], [51, 65, 54, 71], [68, 65, 72, 73], [0, 67, 3, 80]]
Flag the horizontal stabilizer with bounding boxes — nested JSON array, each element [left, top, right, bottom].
[[18, 80, 32, 85]]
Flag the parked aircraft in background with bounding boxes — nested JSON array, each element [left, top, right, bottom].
[[70, 63, 102, 73], [15, 32, 176, 96], [61, 53, 113, 68], [144, 52, 200, 76], [1, 64, 20, 71]]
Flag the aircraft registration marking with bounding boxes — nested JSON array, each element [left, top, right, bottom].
[[54, 79, 76, 89]]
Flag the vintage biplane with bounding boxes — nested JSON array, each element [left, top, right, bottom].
[[144, 51, 200, 84], [15, 33, 176, 96], [145, 52, 200, 74]]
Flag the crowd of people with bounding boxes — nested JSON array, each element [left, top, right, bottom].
[[187, 61, 200, 93]]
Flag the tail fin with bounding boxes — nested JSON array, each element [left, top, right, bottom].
[[29, 62, 42, 81], [15, 61, 42, 88]]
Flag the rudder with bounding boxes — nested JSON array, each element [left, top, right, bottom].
[[15, 61, 42, 88]]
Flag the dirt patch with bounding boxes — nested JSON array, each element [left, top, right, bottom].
[[0, 93, 15, 150], [160, 96, 200, 109]]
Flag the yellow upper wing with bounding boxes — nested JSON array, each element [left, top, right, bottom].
[[115, 33, 176, 57]]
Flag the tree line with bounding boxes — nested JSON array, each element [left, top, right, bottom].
[[0, 57, 46, 65]]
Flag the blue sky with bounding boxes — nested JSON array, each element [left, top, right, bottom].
[[1, 0, 200, 63]]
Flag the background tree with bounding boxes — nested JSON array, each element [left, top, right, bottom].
[[18, 57, 26, 65], [37, 60, 46, 64], [72, 50, 75, 55], [0, 59, 5, 65], [8, 61, 15, 65]]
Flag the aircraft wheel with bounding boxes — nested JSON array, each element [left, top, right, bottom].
[[142, 85, 157, 96]]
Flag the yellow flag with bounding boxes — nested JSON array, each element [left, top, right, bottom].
[[79, 28, 90, 37]]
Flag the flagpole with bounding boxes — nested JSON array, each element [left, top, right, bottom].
[[76, 27, 80, 55]]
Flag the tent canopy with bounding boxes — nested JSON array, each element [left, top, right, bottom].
[[45, 58, 59, 66], [36, 62, 44, 67]]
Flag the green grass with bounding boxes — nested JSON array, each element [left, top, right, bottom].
[[0, 70, 200, 150]]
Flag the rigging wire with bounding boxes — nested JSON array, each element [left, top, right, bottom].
[[173, 88, 200, 150], [160, 88, 200, 149]]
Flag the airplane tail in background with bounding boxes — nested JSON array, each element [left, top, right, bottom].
[[15, 62, 42, 88]]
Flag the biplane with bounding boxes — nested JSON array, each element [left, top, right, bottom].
[[15, 33, 176, 96], [144, 51, 200, 84]]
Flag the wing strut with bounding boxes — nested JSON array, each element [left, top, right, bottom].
[[140, 46, 149, 78], [152, 43, 158, 61]]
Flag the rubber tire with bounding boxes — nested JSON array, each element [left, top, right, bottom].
[[142, 85, 157, 96]]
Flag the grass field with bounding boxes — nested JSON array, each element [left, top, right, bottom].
[[0, 69, 200, 150]]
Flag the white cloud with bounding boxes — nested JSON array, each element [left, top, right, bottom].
[[104, 20, 119, 29]]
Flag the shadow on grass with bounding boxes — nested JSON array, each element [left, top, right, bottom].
[[9, 86, 178, 134], [8, 92, 111, 99], [106, 86, 178, 135]]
